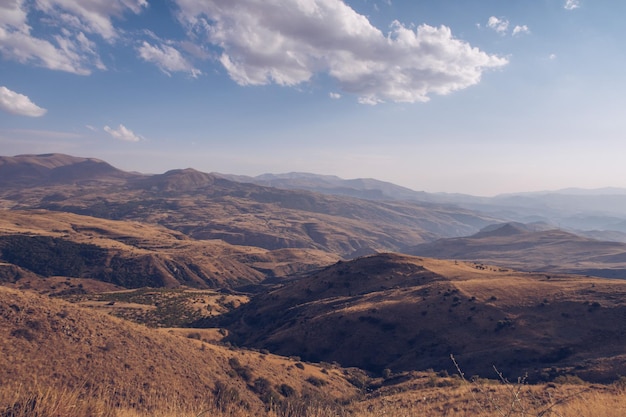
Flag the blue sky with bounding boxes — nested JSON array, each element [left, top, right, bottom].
[[1, 0, 625, 196]]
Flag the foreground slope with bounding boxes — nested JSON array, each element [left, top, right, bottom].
[[408, 222, 626, 278], [0, 286, 357, 412], [222, 253, 626, 382]]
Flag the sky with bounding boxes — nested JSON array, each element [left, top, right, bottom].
[[1, 0, 625, 196]]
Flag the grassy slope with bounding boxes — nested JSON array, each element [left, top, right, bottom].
[[0, 286, 357, 414], [0, 209, 339, 289], [223, 254, 626, 382]]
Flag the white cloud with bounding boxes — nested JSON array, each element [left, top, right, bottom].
[[0, 86, 47, 117], [175, 0, 507, 104], [487, 16, 509, 34], [512, 25, 530, 36], [329, 92, 341, 99], [138, 41, 201, 77], [104, 124, 143, 142], [0, 0, 146, 74], [564, 0, 581, 10], [35, 0, 148, 41]]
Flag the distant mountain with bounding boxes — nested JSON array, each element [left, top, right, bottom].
[[134, 168, 220, 192], [0, 153, 137, 185], [407, 222, 626, 278], [221, 253, 626, 382], [217, 172, 432, 201], [219, 171, 626, 238], [0, 154, 499, 260]]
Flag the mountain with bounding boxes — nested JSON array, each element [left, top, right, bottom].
[[0, 153, 137, 186], [0, 154, 499, 260], [219, 172, 432, 201], [221, 172, 626, 239], [220, 253, 626, 382], [407, 222, 626, 278]]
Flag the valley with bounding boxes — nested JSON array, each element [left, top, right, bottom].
[[1, 154, 626, 416]]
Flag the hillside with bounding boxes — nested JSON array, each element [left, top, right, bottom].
[[408, 222, 626, 278], [0, 210, 339, 289], [221, 253, 626, 382], [0, 285, 358, 413]]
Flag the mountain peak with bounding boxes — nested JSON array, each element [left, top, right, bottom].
[[135, 168, 219, 191], [0, 153, 130, 185], [474, 222, 530, 238]]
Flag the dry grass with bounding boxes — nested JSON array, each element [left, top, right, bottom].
[[2, 378, 625, 417], [223, 253, 626, 382], [0, 209, 340, 289], [0, 286, 358, 416]]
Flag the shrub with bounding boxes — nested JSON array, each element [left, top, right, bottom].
[[553, 374, 585, 385], [278, 384, 296, 398], [306, 376, 327, 387]]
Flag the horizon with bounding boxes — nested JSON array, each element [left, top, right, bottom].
[[1, 0, 625, 196], [6, 151, 626, 198]]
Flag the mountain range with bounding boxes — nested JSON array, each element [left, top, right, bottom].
[[2, 153, 626, 388], [223, 171, 626, 241]]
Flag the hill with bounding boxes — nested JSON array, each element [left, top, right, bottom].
[[408, 222, 626, 278], [0, 285, 357, 414], [221, 253, 626, 382], [0, 210, 339, 289]]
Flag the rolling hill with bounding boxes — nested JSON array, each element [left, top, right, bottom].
[[407, 222, 626, 278], [0, 210, 338, 289], [221, 253, 626, 382]]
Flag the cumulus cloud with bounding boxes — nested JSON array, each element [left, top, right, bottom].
[[329, 92, 342, 99], [0, 0, 146, 74], [512, 25, 530, 36], [487, 16, 509, 34], [138, 41, 201, 77], [175, 0, 507, 104], [564, 0, 581, 10], [104, 124, 143, 142], [0, 86, 47, 117], [35, 0, 148, 41]]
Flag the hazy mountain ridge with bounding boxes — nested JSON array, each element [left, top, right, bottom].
[[221, 171, 626, 239], [408, 222, 626, 278], [0, 153, 138, 185], [0, 154, 500, 258]]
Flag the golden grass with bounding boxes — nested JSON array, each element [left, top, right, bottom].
[[2, 379, 625, 417]]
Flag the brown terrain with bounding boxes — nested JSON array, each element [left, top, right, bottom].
[[408, 222, 626, 278], [222, 253, 626, 382], [0, 286, 358, 415], [2, 153, 626, 416], [0, 154, 498, 257]]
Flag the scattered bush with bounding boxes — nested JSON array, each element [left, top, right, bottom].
[[306, 376, 327, 387]]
